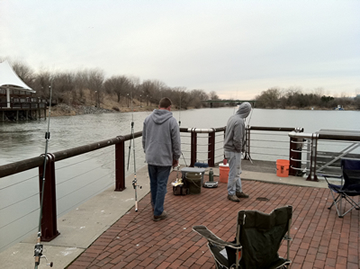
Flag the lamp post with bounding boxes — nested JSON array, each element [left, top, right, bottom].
[[94, 91, 100, 108]]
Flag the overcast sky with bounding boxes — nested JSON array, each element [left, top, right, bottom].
[[1, 0, 359, 99]]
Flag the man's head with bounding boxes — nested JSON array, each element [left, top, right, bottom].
[[237, 102, 252, 118], [159, 97, 172, 110]]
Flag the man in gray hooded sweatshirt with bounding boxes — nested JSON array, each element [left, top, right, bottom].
[[223, 102, 252, 202], [142, 97, 181, 221]]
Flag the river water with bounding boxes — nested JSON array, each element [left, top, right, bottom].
[[1, 107, 359, 164], [0, 107, 359, 252]]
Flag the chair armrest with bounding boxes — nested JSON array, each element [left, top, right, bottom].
[[317, 173, 342, 184], [193, 225, 242, 250], [317, 173, 342, 179]]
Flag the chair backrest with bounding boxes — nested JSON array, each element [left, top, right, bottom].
[[236, 205, 292, 269], [342, 159, 360, 189]]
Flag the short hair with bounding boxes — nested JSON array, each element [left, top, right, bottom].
[[159, 97, 172, 108]]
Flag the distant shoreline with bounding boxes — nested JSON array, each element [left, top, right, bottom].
[[49, 103, 153, 117], [48, 103, 357, 118]]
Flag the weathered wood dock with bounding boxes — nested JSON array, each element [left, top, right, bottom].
[[0, 95, 47, 121]]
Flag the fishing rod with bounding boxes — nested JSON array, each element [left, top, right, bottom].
[[127, 92, 141, 212], [244, 106, 254, 164], [127, 92, 133, 171], [34, 84, 54, 268], [178, 95, 187, 167]]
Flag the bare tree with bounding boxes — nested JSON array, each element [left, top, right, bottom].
[[52, 72, 75, 105], [255, 88, 282, 108], [140, 80, 166, 105], [189, 89, 208, 108], [32, 71, 53, 99], [74, 70, 91, 101], [104, 75, 134, 103], [85, 69, 104, 107], [208, 91, 221, 107]]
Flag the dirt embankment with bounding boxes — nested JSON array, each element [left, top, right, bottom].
[[49, 91, 154, 117]]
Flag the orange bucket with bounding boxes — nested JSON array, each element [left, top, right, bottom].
[[276, 159, 289, 177], [219, 164, 230, 183]]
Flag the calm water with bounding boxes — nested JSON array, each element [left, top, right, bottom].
[[0, 107, 359, 252], [1, 108, 359, 164]]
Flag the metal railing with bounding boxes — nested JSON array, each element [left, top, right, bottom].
[[0, 97, 47, 109], [245, 126, 303, 164], [0, 125, 301, 251], [289, 131, 360, 181]]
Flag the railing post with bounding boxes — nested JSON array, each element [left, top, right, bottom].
[[208, 129, 215, 167], [306, 134, 319, 181], [115, 138, 126, 191], [190, 129, 197, 167], [38, 153, 60, 242], [289, 128, 304, 176]]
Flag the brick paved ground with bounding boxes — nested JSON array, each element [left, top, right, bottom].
[[67, 172, 359, 269]]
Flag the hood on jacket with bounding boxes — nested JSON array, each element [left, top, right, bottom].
[[151, 109, 173, 124], [236, 102, 252, 118]]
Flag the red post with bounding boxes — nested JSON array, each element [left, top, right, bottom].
[[38, 153, 60, 242], [190, 130, 197, 167], [115, 139, 126, 191]]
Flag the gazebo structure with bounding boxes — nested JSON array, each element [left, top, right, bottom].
[[0, 60, 47, 121]]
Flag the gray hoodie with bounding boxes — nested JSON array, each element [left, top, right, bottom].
[[142, 109, 181, 166], [223, 102, 252, 153]]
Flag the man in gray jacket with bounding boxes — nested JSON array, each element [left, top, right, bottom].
[[224, 102, 252, 202], [142, 97, 181, 221]]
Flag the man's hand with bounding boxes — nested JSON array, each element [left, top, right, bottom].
[[172, 159, 179, 168]]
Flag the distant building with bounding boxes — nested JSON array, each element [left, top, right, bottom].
[[0, 60, 46, 121]]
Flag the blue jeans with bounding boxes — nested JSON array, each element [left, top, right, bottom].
[[148, 165, 172, 216], [224, 151, 242, 195]]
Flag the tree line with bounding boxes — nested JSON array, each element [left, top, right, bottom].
[[4, 59, 359, 110], [6, 60, 221, 110], [255, 87, 360, 110]]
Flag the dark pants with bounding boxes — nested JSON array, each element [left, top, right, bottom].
[[148, 165, 172, 216]]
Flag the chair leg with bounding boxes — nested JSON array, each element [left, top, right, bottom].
[[334, 194, 345, 218], [328, 194, 340, 210]]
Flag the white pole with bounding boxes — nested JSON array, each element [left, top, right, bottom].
[[6, 87, 10, 108]]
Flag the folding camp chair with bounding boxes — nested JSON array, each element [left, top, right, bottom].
[[193, 206, 292, 269], [319, 158, 360, 218]]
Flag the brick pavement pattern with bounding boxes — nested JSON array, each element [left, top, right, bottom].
[[67, 172, 359, 269]]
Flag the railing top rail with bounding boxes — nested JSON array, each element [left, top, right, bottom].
[[317, 129, 360, 141], [180, 127, 226, 133], [249, 126, 303, 132], [0, 132, 143, 178], [0, 156, 44, 178], [288, 132, 318, 139], [289, 131, 360, 141]]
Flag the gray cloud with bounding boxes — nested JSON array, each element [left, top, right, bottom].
[[1, 0, 359, 99]]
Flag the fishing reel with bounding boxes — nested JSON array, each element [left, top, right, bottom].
[[132, 179, 142, 190], [132, 179, 142, 212], [34, 242, 53, 267]]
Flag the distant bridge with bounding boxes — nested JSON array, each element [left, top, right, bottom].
[[204, 99, 256, 108]]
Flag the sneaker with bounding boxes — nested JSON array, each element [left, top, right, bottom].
[[236, 192, 249, 198], [153, 211, 167, 222], [227, 195, 240, 202]]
